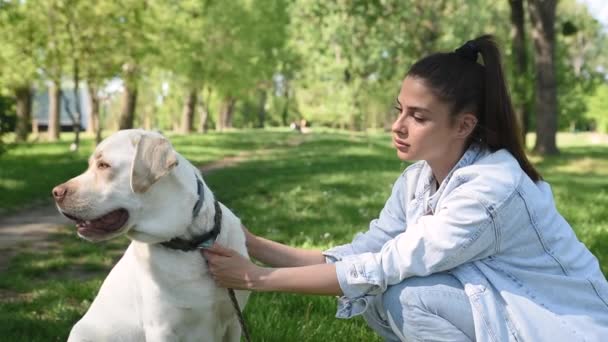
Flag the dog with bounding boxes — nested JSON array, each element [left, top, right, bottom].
[[52, 129, 249, 341]]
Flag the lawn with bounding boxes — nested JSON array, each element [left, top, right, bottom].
[[0, 130, 606, 341]]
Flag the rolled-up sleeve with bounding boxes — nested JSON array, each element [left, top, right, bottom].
[[335, 189, 498, 299], [323, 173, 408, 264]]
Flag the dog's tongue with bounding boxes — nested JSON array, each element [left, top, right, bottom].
[[77, 209, 128, 232]]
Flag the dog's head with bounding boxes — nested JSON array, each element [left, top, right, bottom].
[[53, 129, 201, 243]]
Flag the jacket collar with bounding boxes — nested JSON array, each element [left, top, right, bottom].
[[421, 143, 485, 214]]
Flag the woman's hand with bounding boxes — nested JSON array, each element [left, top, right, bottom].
[[201, 243, 266, 290]]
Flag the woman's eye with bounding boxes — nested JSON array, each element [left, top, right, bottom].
[[413, 116, 426, 123], [97, 161, 110, 170]]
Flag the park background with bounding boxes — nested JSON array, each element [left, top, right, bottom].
[[1, 0, 607, 341]]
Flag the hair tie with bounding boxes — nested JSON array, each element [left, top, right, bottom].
[[454, 40, 479, 62]]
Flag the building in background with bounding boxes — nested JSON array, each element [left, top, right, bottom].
[[32, 83, 90, 132]]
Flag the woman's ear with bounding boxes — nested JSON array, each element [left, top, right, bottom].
[[456, 113, 478, 139]]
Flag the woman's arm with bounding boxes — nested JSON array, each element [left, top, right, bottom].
[[202, 243, 342, 296], [243, 172, 409, 267], [254, 264, 342, 295], [244, 226, 326, 267]]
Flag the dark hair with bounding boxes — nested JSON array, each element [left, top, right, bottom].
[[406, 35, 541, 182]]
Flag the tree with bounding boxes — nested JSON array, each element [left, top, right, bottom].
[[288, 0, 504, 130], [528, 0, 559, 154], [78, 1, 129, 144], [41, 0, 69, 141], [0, 1, 40, 142], [553, 0, 608, 132], [116, 1, 154, 130], [207, 0, 289, 130], [509, 0, 530, 145]]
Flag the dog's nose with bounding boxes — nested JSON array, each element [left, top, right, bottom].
[[52, 185, 68, 202]]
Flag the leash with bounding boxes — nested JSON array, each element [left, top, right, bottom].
[[160, 173, 252, 341], [227, 288, 251, 342]]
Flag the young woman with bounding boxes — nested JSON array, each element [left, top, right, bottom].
[[202, 35, 608, 341]]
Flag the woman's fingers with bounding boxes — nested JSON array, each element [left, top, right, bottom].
[[200, 243, 259, 290], [200, 243, 234, 257]]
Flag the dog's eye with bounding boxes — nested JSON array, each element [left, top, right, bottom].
[[97, 161, 111, 170]]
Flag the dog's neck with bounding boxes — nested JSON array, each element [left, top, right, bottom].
[[160, 200, 222, 251], [159, 171, 223, 252]]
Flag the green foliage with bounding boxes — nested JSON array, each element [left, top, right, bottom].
[[0, 0, 607, 134], [0, 1, 38, 92], [586, 83, 608, 133], [288, 0, 511, 129], [554, 0, 608, 131]]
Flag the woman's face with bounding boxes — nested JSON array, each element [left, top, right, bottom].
[[392, 76, 466, 164]]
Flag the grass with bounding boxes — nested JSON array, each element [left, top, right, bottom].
[[0, 130, 607, 341], [0, 129, 297, 214]]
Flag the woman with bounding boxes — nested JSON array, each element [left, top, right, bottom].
[[202, 35, 608, 341]]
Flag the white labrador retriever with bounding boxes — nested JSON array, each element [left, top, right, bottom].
[[52, 129, 249, 342]]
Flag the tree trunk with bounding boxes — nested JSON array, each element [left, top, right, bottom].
[[528, 0, 558, 155], [87, 84, 98, 134], [198, 87, 213, 133], [71, 61, 82, 151], [217, 97, 236, 132], [198, 105, 209, 133], [509, 0, 529, 146], [257, 89, 267, 128], [87, 84, 102, 145], [281, 83, 290, 126], [143, 106, 152, 130], [48, 81, 61, 141], [118, 84, 138, 130], [180, 88, 197, 134], [14, 86, 32, 142]]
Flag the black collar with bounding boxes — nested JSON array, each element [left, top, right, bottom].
[[161, 200, 222, 252], [191, 175, 204, 218], [160, 175, 223, 252]]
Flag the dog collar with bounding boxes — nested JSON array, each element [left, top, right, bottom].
[[192, 176, 204, 218], [160, 174, 222, 252], [161, 200, 222, 252]]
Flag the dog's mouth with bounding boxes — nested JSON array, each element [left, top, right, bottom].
[[62, 209, 129, 237]]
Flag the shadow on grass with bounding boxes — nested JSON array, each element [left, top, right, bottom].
[[0, 228, 128, 341], [204, 135, 406, 245]]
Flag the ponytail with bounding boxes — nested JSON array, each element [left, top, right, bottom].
[[407, 35, 542, 182]]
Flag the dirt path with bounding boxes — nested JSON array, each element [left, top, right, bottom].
[[0, 202, 71, 273], [0, 134, 308, 274]]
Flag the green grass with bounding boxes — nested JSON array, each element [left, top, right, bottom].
[[0, 130, 607, 341], [0, 129, 297, 214]]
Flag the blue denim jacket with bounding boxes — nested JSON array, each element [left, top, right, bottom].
[[324, 143, 608, 341]]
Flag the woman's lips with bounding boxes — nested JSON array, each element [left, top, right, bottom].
[[393, 138, 409, 150]]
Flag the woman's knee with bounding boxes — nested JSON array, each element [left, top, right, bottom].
[[381, 273, 475, 341], [362, 295, 399, 341]]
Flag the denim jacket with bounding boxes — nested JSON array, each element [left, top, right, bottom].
[[324, 143, 608, 341]]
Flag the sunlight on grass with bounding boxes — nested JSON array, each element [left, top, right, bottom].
[[0, 179, 26, 190], [552, 157, 608, 174], [1, 130, 606, 341]]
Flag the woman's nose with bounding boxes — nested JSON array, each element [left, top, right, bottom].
[[392, 114, 407, 134]]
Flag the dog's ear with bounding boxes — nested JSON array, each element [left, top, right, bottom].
[[130, 134, 179, 193]]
